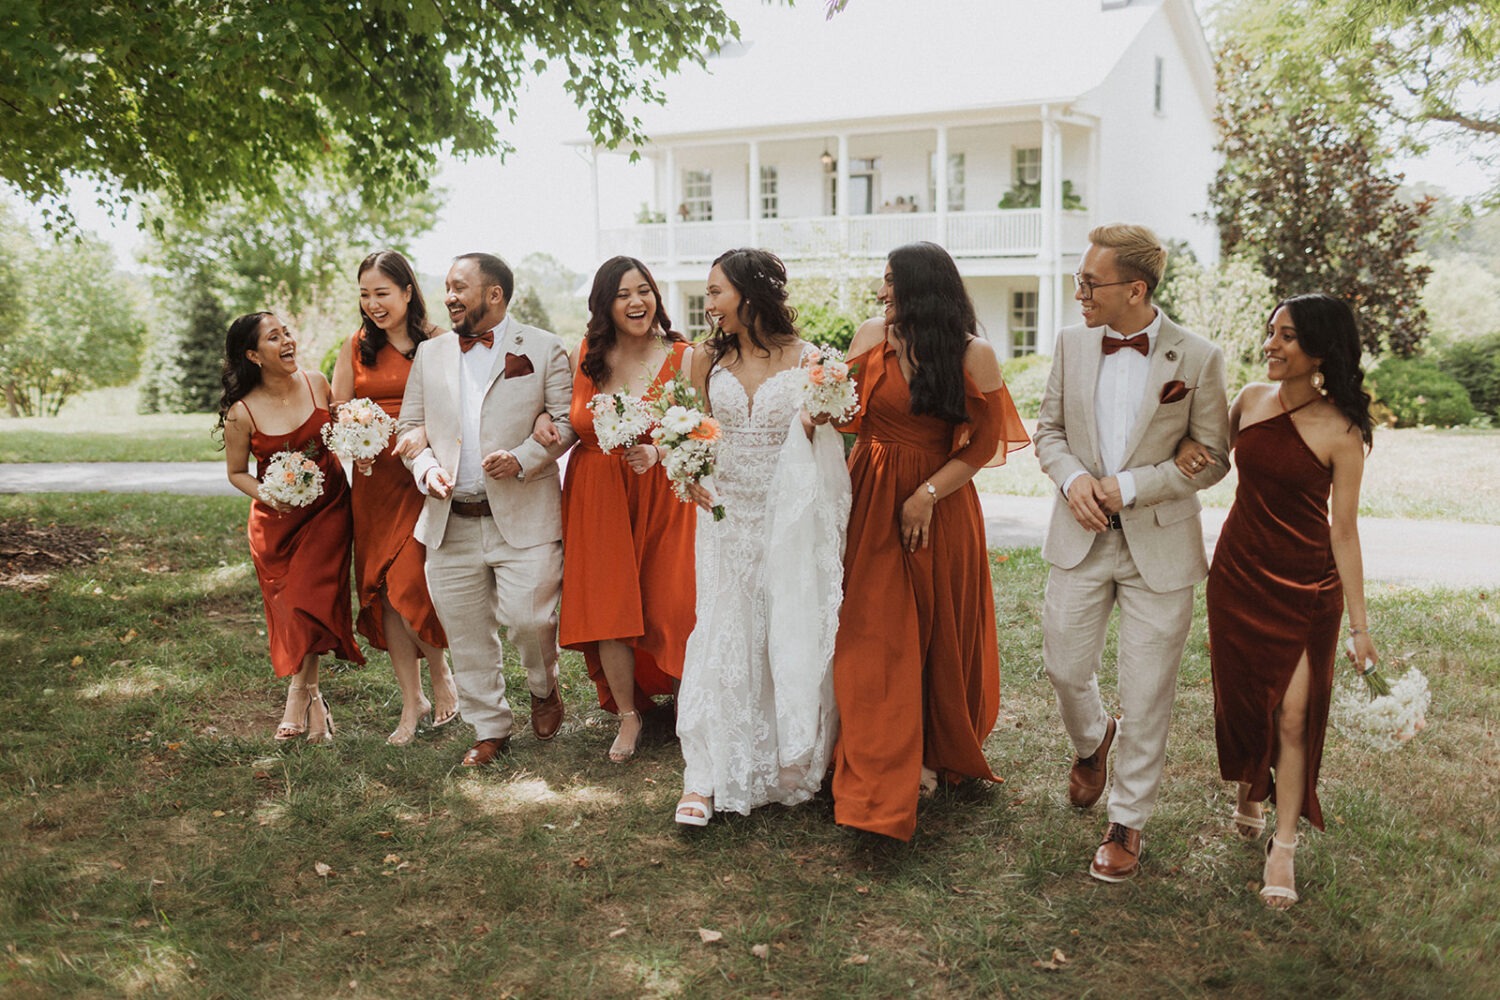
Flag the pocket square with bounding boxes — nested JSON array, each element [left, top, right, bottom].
[[1159, 379, 1193, 404], [503, 352, 535, 379]]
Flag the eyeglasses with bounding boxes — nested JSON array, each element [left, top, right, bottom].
[[1073, 275, 1140, 299]]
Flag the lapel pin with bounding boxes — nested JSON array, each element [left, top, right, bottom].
[[1165, 350, 1177, 362]]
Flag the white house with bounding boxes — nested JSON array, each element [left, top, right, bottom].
[[585, 0, 1220, 355]]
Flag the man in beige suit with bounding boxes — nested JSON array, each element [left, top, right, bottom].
[[397, 252, 576, 768], [1035, 224, 1230, 881]]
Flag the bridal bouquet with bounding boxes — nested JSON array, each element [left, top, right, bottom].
[[322, 397, 396, 475], [1331, 646, 1431, 751], [259, 449, 325, 508], [798, 344, 859, 422], [587, 389, 654, 453], [648, 373, 726, 521]]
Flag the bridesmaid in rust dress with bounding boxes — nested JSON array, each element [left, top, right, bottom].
[[536, 256, 695, 764], [830, 242, 1030, 842], [219, 312, 365, 744], [1178, 293, 1378, 909], [332, 250, 457, 746]]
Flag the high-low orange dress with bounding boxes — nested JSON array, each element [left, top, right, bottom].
[[831, 340, 1029, 841], [347, 335, 446, 651], [245, 375, 365, 677], [1208, 399, 1342, 830], [559, 339, 696, 713]]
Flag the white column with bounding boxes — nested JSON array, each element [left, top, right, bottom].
[[1039, 107, 1063, 348], [665, 147, 678, 267], [935, 124, 949, 246], [1037, 274, 1056, 356], [588, 145, 602, 264], [748, 139, 761, 246], [836, 133, 850, 256]]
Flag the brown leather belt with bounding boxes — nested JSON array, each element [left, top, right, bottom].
[[1106, 513, 1123, 530], [450, 498, 492, 518]]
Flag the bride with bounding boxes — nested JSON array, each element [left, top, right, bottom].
[[673, 248, 851, 826]]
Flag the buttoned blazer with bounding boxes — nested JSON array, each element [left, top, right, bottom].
[[1034, 315, 1231, 593], [397, 324, 577, 550]]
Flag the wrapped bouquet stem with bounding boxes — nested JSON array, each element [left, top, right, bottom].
[[1331, 642, 1432, 751]]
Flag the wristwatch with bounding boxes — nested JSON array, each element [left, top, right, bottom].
[[923, 481, 937, 500]]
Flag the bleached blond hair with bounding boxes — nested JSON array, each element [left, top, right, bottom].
[[1088, 223, 1167, 294]]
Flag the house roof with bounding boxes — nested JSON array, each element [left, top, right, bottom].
[[627, 0, 1207, 143]]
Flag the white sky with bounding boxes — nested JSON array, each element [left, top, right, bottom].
[[33, 0, 1499, 275]]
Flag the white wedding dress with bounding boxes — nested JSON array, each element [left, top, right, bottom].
[[676, 353, 851, 816]]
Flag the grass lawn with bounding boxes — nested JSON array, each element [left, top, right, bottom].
[[0, 411, 222, 464], [1, 494, 1495, 998], [975, 422, 1500, 524]]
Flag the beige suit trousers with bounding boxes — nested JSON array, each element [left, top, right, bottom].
[[424, 514, 562, 741], [1042, 530, 1193, 830]]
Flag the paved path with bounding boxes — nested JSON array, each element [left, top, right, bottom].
[[3, 462, 1496, 588]]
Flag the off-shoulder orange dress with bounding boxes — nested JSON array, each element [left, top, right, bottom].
[[347, 335, 446, 651], [559, 340, 696, 713], [831, 340, 1030, 841], [245, 376, 365, 677]]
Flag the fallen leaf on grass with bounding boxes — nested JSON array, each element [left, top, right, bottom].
[[314, 862, 333, 878], [608, 927, 627, 939], [132, 918, 153, 928], [344, 929, 366, 937], [211, 810, 226, 818], [698, 928, 724, 945], [70, 656, 84, 666], [1032, 948, 1068, 971], [573, 856, 591, 869], [845, 954, 869, 966], [751, 944, 770, 960], [383, 854, 402, 865]]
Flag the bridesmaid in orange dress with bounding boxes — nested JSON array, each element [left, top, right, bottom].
[[538, 256, 696, 763], [830, 242, 1029, 841], [331, 250, 457, 746], [219, 312, 365, 744], [1177, 293, 1378, 909]]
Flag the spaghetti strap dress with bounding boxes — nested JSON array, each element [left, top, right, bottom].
[[831, 339, 1030, 841], [1207, 397, 1341, 829], [559, 339, 696, 713], [245, 374, 365, 677], [348, 335, 446, 651]]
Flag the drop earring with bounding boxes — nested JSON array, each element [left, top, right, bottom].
[[1310, 370, 1326, 395]]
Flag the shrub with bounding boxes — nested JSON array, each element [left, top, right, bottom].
[[796, 302, 859, 354], [1368, 356, 1477, 427], [1001, 352, 1052, 419], [320, 339, 343, 383], [1435, 332, 1500, 419]]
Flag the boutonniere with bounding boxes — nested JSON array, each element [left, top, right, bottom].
[[1159, 380, 1196, 404]]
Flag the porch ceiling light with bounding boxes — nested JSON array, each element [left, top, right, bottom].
[[820, 147, 835, 171]]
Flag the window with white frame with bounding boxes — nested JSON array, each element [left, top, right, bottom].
[[827, 157, 880, 215], [1010, 291, 1038, 356], [1014, 147, 1041, 186], [1153, 56, 1165, 114], [927, 152, 965, 212], [759, 165, 779, 219], [681, 169, 712, 222], [685, 294, 709, 339]]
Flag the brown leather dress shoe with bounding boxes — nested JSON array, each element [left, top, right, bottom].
[[530, 687, 564, 741], [1089, 822, 1143, 882], [1068, 715, 1116, 808], [460, 737, 510, 767]]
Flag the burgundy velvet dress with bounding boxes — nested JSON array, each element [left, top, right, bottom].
[[1207, 399, 1341, 829]]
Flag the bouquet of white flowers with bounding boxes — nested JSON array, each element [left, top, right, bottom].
[[1331, 644, 1431, 751], [587, 389, 654, 453], [258, 449, 326, 508], [321, 397, 396, 475], [648, 372, 725, 521], [797, 344, 859, 422]]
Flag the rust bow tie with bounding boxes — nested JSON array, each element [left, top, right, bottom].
[[1101, 332, 1149, 356], [459, 330, 494, 353]]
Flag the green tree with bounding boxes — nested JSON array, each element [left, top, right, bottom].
[[1158, 256, 1278, 392], [510, 287, 555, 334], [0, 220, 146, 416], [1, 1, 737, 223], [514, 253, 586, 339], [1209, 46, 1435, 357], [1211, 0, 1500, 200]]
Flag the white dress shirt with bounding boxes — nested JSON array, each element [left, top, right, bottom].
[[452, 316, 509, 499], [1063, 308, 1163, 509]]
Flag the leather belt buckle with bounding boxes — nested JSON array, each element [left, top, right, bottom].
[[1106, 513, 1122, 530], [450, 498, 492, 518]]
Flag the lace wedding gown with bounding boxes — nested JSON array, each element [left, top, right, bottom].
[[676, 355, 851, 815]]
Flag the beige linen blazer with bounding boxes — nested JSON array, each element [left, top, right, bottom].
[[397, 324, 576, 550], [1034, 315, 1231, 593]]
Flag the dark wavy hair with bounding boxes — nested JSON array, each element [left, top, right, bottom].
[[580, 256, 683, 387], [701, 248, 798, 367], [1276, 293, 1374, 448], [215, 311, 273, 441], [356, 249, 434, 366], [887, 242, 975, 424]]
